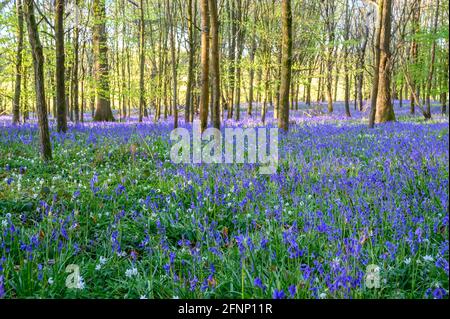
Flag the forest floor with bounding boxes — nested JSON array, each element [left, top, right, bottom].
[[0, 101, 448, 299]]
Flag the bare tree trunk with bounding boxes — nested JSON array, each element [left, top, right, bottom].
[[424, 0, 440, 120], [12, 0, 24, 125], [343, 0, 351, 117], [278, 0, 292, 131], [24, 0, 52, 161], [138, 0, 145, 122], [185, 0, 194, 123], [209, 0, 220, 130], [55, 0, 67, 131], [323, 0, 335, 113], [73, 0, 80, 123], [368, 0, 383, 128], [93, 0, 114, 121], [375, 0, 395, 123], [409, 0, 421, 115], [199, 0, 210, 133], [227, 0, 236, 119], [248, 7, 257, 116]]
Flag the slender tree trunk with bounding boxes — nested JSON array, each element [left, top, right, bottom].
[[199, 0, 210, 133], [324, 1, 335, 113], [375, 0, 395, 123], [409, 0, 421, 115], [185, 0, 194, 123], [227, 0, 236, 119], [441, 57, 448, 115], [73, 0, 80, 123], [234, 0, 244, 121], [368, 0, 383, 128], [12, 0, 24, 125], [24, 0, 52, 161], [168, 0, 178, 128], [305, 61, 313, 106], [93, 0, 114, 121], [343, 0, 351, 117], [209, 0, 221, 130], [55, 0, 67, 131], [278, 0, 292, 131], [424, 0, 440, 120], [138, 0, 145, 122], [248, 9, 257, 116]]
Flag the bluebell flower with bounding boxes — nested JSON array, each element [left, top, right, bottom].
[[272, 289, 285, 299]]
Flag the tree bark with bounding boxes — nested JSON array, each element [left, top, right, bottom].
[[199, 0, 210, 133], [93, 0, 114, 121], [12, 0, 24, 125], [368, 0, 383, 128], [375, 0, 395, 123], [424, 0, 439, 120], [343, 0, 351, 117], [73, 0, 80, 123], [185, 0, 195, 123], [209, 0, 221, 130], [55, 0, 67, 131], [138, 0, 145, 122], [24, 0, 52, 161], [278, 0, 292, 131]]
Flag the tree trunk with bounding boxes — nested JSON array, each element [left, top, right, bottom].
[[227, 0, 236, 119], [24, 0, 52, 161], [424, 0, 439, 120], [185, 0, 195, 123], [343, 0, 351, 117], [209, 0, 221, 130], [12, 0, 24, 125], [93, 0, 114, 121], [409, 0, 421, 115], [278, 0, 292, 131], [138, 0, 145, 122], [368, 0, 383, 128], [199, 0, 210, 133], [375, 0, 395, 124], [73, 0, 80, 123], [55, 0, 67, 131]]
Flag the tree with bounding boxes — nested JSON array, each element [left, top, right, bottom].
[[55, 0, 67, 132], [93, 0, 114, 121], [167, 0, 178, 128], [73, 0, 80, 123], [24, 0, 52, 161], [278, 0, 292, 131], [424, 0, 440, 120], [322, 0, 336, 114], [199, 0, 210, 133], [209, 0, 220, 130], [343, 0, 351, 117], [409, 0, 421, 115], [138, 0, 145, 122], [185, 0, 195, 123], [12, 0, 24, 125], [375, 0, 395, 123], [368, 0, 383, 128]]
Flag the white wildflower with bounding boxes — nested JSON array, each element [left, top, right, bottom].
[[125, 267, 138, 278], [99, 256, 107, 265], [77, 276, 86, 289]]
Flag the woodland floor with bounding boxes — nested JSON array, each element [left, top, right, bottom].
[[0, 101, 448, 299]]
